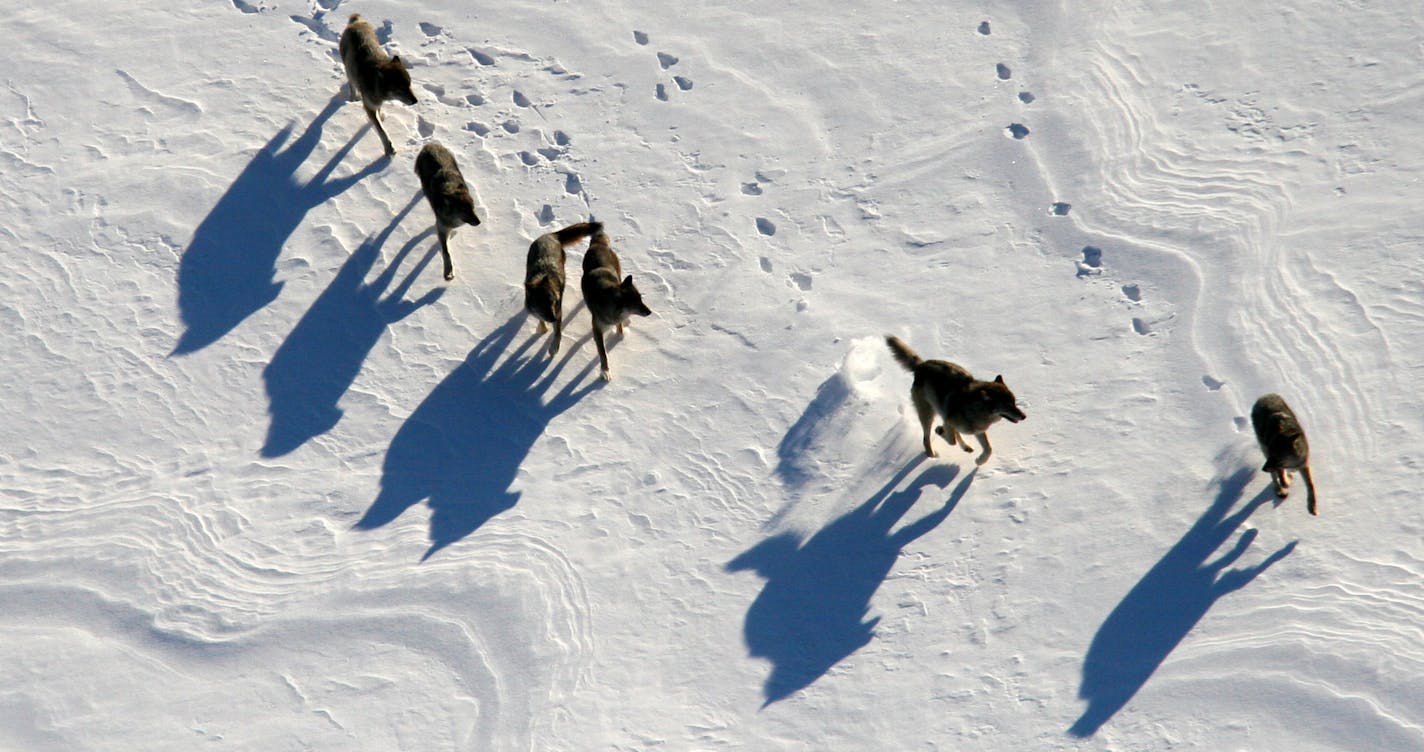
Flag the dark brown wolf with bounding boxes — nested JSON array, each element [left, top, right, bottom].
[[414, 142, 480, 281], [1251, 393, 1318, 515], [885, 336, 1025, 464], [525, 222, 602, 356], [580, 227, 652, 380], [339, 14, 418, 156]]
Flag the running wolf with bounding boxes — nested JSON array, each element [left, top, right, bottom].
[[1251, 393, 1318, 515], [339, 14, 418, 156], [414, 142, 480, 281], [580, 227, 652, 380], [885, 336, 1025, 465]]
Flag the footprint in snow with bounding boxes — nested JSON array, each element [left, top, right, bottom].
[[657, 52, 679, 69], [756, 218, 776, 236], [1050, 202, 1071, 216], [1006, 123, 1030, 139], [996, 63, 1012, 80], [978, 21, 991, 35], [634, 30, 649, 45], [419, 22, 443, 37]]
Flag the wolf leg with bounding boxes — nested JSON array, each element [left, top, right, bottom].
[[913, 391, 937, 457], [438, 227, 454, 280], [974, 432, 993, 466], [1301, 465, 1318, 515]]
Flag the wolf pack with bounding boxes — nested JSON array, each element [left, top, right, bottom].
[[339, 14, 1318, 514]]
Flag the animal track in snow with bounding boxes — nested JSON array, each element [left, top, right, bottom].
[[657, 52, 680, 69], [513, 90, 532, 108], [674, 76, 694, 91], [1131, 318, 1152, 336], [1202, 375, 1226, 391], [634, 30, 649, 45], [502, 120, 520, 134], [232, 0, 268, 14], [537, 204, 556, 225], [996, 63, 1012, 80], [790, 272, 813, 291], [742, 183, 763, 196], [537, 147, 562, 161], [978, 21, 992, 35], [1121, 284, 1142, 302], [519, 151, 539, 166], [565, 172, 584, 195], [465, 121, 491, 136], [419, 22, 443, 37], [655, 83, 669, 101], [468, 48, 496, 66], [759, 257, 773, 273], [417, 116, 435, 138], [554, 131, 571, 146], [756, 218, 777, 236], [465, 92, 486, 106], [1006, 123, 1030, 139], [1050, 202, 1071, 216], [1075, 246, 1103, 277], [1019, 91, 1035, 104]]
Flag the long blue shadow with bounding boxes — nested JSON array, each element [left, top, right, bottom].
[[1068, 468, 1298, 737], [728, 458, 974, 706], [172, 95, 385, 355], [355, 313, 601, 561], [260, 194, 443, 457]]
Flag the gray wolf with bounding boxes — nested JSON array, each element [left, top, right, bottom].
[[414, 142, 481, 281], [581, 227, 653, 380], [885, 336, 1025, 464], [339, 14, 418, 156], [525, 222, 602, 356], [1251, 393, 1318, 515]]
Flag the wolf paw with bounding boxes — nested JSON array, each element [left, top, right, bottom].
[[600, 369, 612, 381]]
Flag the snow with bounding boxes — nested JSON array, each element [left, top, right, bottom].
[[2, 1, 1422, 749]]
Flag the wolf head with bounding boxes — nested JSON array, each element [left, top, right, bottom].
[[525, 275, 561, 323], [982, 375, 1026, 423], [383, 57, 418, 105], [619, 275, 653, 319]]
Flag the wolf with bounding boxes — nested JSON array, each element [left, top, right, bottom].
[[581, 227, 653, 380], [1251, 393, 1318, 515], [339, 13, 418, 156], [414, 142, 481, 281], [525, 222, 603, 356], [885, 336, 1025, 465]]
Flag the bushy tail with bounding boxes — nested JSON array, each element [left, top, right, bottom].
[[885, 336, 922, 372], [555, 221, 604, 245]]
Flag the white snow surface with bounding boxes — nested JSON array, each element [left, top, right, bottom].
[[3, 1, 1422, 749]]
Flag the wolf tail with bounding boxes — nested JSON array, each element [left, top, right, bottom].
[[555, 221, 604, 245], [885, 336, 922, 372]]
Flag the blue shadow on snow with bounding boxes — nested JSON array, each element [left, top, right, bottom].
[[172, 95, 384, 355], [1068, 467, 1297, 737], [260, 193, 444, 457], [728, 456, 975, 706], [355, 313, 602, 561]]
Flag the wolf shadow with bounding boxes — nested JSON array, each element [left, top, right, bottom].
[[1068, 467, 1297, 737], [728, 457, 975, 706], [355, 313, 601, 560], [261, 193, 443, 457], [172, 95, 384, 355]]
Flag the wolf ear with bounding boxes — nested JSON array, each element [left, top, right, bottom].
[[622, 274, 635, 286], [392, 55, 402, 64], [994, 374, 1005, 384]]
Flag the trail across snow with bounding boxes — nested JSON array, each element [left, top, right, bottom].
[[2, 1, 1422, 749]]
